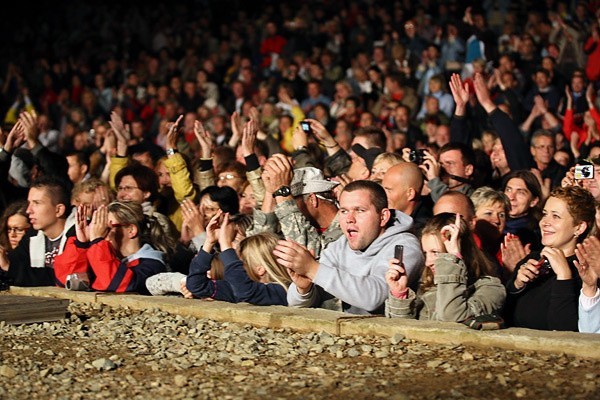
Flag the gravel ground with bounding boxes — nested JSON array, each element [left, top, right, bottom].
[[0, 301, 599, 400]]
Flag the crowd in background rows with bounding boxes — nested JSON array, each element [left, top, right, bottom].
[[0, 0, 599, 334]]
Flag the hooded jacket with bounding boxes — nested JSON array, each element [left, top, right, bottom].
[[287, 211, 424, 315], [56, 238, 166, 295]]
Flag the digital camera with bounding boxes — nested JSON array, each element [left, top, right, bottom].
[[65, 273, 91, 291], [408, 149, 427, 164], [574, 164, 594, 180], [537, 257, 552, 276]]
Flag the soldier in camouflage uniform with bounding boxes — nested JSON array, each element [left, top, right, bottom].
[[259, 154, 341, 258]]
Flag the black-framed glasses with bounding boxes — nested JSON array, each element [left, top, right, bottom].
[[7, 227, 27, 234]]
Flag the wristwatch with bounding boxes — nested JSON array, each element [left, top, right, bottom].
[[166, 148, 178, 156], [272, 185, 292, 198]]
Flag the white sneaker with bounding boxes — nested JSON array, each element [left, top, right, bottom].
[[145, 272, 187, 296]]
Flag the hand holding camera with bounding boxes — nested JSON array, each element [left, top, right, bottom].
[[540, 247, 572, 280]]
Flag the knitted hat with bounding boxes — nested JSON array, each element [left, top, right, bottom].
[[290, 167, 339, 197]]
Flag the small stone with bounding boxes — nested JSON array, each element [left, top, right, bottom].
[[515, 388, 527, 398], [91, 358, 117, 371], [174, 375, 187, 387], [390, 333, 405, 345], [374, 350, 389, 359], [233, 375, 246, 382], [0, 365, 16, 378], [427, 360, 443, 368], [497, 374, 507, 386], [319, 332, 335, 346], [306, 366, 323, 374], [347, 348, 361, 358], [240, 360, 255, 367], [40, 368, 51, 378], [461, 352, 474, 361]]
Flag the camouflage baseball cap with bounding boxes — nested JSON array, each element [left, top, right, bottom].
[[290, 167, 339, 197]]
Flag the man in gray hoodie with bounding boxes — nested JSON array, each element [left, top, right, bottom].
[[274, 180, 424, 315]]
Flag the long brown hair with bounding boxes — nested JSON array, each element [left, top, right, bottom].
[[420, 212, 496, 291]]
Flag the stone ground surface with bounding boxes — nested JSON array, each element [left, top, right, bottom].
[[0, 301, 599, 400]]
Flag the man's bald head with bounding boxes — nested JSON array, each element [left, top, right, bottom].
[[381, 162, 423, 213], [433, 191, 476, 229]]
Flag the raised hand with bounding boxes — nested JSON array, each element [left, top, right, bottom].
[[473, 73, 496, 113], [92, 185, 111, 209], [500, 233, 531, 272], [575, 237, 600, 296], [586, 83, 596, 106], [449, 73, 469, 116], [302, 119, 336, 149], [180, 198, 205, 239], [88, 205, 109, 241], [386, 258, 408, 297], [229, 111, 242, 147], [273, 239, 319, 280], [166, 114, 184, 151], [441, 213, 462, 257], [262, 154, 293, 194], [75, 204, 92, 243], [19, 110, 40, 148], [194, 120, 213, 159], [109, 111, 130, 156], [240, 117, 258, 158], [202, 209, 222, 252], [217, 213, 237, 251], [1, 120, 25, 153], [292, 124, 309, 151], [565, 85, 573, 110]]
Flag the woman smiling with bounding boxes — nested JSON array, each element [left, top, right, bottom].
[[505, 186, 596, 331]]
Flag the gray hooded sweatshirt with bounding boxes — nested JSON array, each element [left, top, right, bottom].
[[287, 211, 424, 315]]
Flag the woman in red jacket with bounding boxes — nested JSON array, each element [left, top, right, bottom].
[[54, 201, 168, 294]]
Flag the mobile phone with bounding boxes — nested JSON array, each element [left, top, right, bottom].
[[574, 164, 594, 180], [300, 121, 312, 134], [394, 245, 404, 262]]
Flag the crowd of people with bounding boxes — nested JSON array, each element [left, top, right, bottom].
[[0, 0, 599, 333]]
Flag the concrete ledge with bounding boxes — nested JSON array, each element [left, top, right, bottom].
[[8, 286, 600, 360]]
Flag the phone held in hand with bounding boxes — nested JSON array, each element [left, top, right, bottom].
[[395, 245, 404, 263], [300, 120, 312, 135]]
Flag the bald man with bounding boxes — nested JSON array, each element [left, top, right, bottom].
[[432, 191, 477, 230], [382, 162, 433, 235]]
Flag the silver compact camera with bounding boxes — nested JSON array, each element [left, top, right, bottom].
[[65, 273, 91, 291]]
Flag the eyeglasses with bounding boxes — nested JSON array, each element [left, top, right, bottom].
[[7, 227, 27, 234], [117, 185, 139, 193], [533, 145, 555, 151], [218, 174, 240, 181]]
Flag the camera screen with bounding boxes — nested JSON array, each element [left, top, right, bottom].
[[301, 122, 311, 132]]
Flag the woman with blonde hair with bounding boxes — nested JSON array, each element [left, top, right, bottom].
[[147, 211, 290, 306]]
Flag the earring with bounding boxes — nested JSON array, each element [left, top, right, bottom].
[[574, 232, 579, 238]]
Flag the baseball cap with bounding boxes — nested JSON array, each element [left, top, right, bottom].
[[290, 167, 339, 197], [351, 144, 384, 171]]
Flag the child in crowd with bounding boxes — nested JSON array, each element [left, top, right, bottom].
[[385, 212, 505, 321], [147, 210, 290, 306]]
